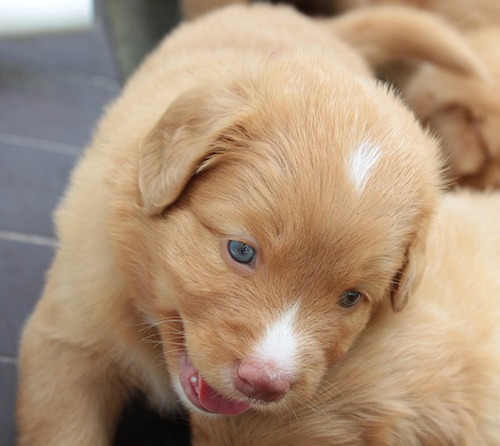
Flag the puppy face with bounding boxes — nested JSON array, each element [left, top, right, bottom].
[[118, 52, 441, 417], [403, 28, 500, 189]]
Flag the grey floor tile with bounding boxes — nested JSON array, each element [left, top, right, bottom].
[[0, 143, 77, 237], [0, 362, 17, 446], [0, 239, 54, 357], [0, 68, 119, 147]]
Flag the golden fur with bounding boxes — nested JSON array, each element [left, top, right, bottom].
[[16, 4, 447, 445], [337, 0, 500, 31], [191, 189, 500, 446]]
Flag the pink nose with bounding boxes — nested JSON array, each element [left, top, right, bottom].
[[235, 359, 291, 402]]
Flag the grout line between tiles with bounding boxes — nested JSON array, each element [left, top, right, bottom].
[[0, 356, 17, 365], [0, 230, 57, 248], [53, 68, 122, 90], [0, 133, 82, 157]]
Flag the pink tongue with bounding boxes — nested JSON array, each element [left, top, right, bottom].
[[198, 378, 250, 417]]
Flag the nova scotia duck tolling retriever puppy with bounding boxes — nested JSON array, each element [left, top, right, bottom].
[[16, 4, 450, 445]]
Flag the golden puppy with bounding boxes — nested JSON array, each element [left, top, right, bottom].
[[191, 189, 500, 446], [335, 0, 500, 189], [15, 4, 455, 445]]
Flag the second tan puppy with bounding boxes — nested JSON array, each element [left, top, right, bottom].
[[337, 0, 500, 189], [191, 190, 500, 445], [16, 4, 447, 445]]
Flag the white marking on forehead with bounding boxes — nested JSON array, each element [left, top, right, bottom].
[[348, 139, 381, 192], [253, 303, 300, 377]]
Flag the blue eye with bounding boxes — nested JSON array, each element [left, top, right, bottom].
[[339, 290, 362, 308], [228, 240, 256, 265]]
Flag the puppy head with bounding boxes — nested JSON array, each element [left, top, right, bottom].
[[402, 28, 500, 189], [133, 52, 442, 417]]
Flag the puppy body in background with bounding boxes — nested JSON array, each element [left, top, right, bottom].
[[336, 0, 500, 188], [191, 190, 500, 446], [403, 28, 500, 189], [15, 4, 454, 445]]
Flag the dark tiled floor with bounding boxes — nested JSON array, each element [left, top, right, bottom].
[[0, 362, 17, 446], [0, 67, 118, 146], [0, 1, 189, 445], [0, 240, 55, 358], [0, 144, 77, 236]]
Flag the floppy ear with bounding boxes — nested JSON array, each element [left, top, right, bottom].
[[428, 104, 487, 178], [138, 86, 244, 215], [390, 230, 427, 312]]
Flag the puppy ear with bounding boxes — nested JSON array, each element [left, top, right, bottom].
[[428, 104, 486, 178], [390, 233, 426, 312], [138, 86, 244, 215]]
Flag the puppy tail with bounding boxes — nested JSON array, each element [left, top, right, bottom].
[[324, 5, 489, 79]]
